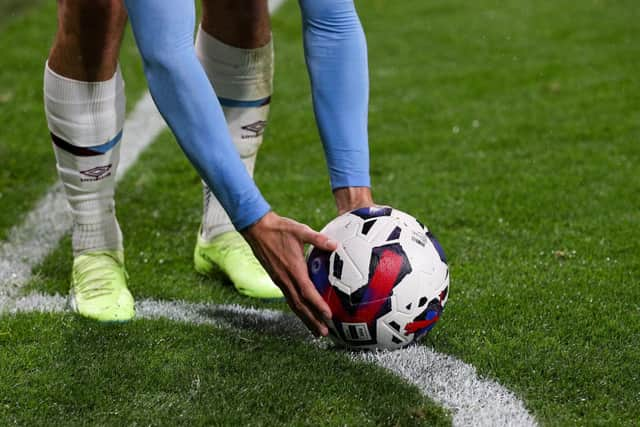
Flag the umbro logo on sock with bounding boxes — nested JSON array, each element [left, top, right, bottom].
[[241, 121, 267, 139], [80, 164, 112, 182]]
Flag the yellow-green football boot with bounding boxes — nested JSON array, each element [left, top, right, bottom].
[[194, 231, 283, 299], [69, 251, 135, 322]]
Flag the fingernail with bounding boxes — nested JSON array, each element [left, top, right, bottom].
[[323, 312, 332, 322], [327, 239, 338, 247]]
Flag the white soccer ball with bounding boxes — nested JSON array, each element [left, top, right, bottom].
[[307, 206, 449, 351]]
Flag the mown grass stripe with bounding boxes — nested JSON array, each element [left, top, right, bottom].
[[359, 349, 537, 427], [10, 291, 537, 426], [0, 0, 44, 29], [1, 0, 539, 423], [0, 0, 288, 310], [0, 94, 165, 309]]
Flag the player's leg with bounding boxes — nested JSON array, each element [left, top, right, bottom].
[[45, 0, 134, 321], [194, 0, 282, 299]]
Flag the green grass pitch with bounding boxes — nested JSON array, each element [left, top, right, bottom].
[[1, 0, 639, 425]]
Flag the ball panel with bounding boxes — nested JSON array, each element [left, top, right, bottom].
[[331, 236, 371, 292], [404, 298, 442, 338], [307, 206, 450, 351], [426, 230, 448, 264], [350, 206, 393, 220], [319, 213, 360, 241], [308, 247, 332, 295]]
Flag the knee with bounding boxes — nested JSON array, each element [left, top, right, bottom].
[[58, 0, 126, 16], [56, 0, 127, 55], [50, 0, 126, 79], [58, 0, 127, 33]]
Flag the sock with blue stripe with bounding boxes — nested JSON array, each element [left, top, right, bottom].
[[195, 28, 274, 241], [44, 63, 125, 255]]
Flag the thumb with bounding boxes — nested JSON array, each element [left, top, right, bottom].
[[298, 225, 338, 251]]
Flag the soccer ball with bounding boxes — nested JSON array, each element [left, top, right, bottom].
[[307, 206, 449, 351]]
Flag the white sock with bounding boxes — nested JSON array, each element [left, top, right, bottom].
[[195, 27, 274, 241], [44, 63, 125, 256]]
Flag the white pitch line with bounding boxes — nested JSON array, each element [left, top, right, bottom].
[[358, 348, 537, 427], [268, 0, 287, 13], [0, 93, 165, 311], [0, 0, 537, 424], [0, 0, 287, 310], [10, 293, 299, 336], [10, 292, 536, 426]]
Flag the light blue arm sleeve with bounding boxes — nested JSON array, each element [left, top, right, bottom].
[[123, 0, 270, 230], [299, 0, 371, 190]]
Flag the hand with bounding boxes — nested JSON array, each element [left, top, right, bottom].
[[333, 186, 375, 214], [241, 212, 338, 336]]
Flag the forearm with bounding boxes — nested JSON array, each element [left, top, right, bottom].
[[299, 0, 371, 190], [124, 0, 269, 229]]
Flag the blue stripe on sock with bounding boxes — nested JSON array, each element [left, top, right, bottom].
[[218, 96, 271, 108], [90, 130, 123, 153], [51, 130, 123, 157]]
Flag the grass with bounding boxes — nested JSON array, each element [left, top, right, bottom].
[[0, 2, 147, 241], [2, 0, 640, 425], [0, 313, 448, 426], [1, 2, 449, 426], [0, 0, 43, 30]]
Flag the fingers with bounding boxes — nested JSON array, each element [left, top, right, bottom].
[[253, 239, 331, 336], [294, 258, 332, 321], [286, 291, 329, 337], [295, 223, 338, 252], [243, 212, 335, 337], [284, 222, 335, 332], [284, 256, 332, 336]]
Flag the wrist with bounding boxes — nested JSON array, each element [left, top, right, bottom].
[[241, 211, 275, 239], [333, 187, 374, 215]]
